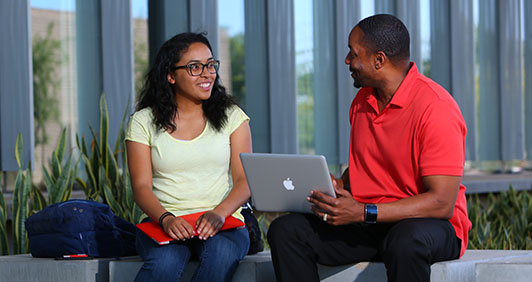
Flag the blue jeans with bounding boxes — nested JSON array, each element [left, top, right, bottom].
[[134, 219, 249, 282]]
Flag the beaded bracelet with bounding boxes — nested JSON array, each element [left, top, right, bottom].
[[158, 211, 174, 227]]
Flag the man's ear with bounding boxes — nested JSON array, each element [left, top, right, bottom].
[[167, 72, 176, 84], [375, 51, 386, 70]]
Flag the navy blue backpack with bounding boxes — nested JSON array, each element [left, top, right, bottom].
[[25, 199, 137, 258]]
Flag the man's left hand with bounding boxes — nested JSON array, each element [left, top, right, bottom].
[[308, 176, 364, 225]]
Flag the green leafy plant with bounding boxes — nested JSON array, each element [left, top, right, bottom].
[[76, 94, 142, 224], [41, 128, 79, 206], [0, 188, 8, 255], [33, 22, 61, 169], [468, 187, 532, 250], [12, 133, 33, 254], [255, 211, 286, 250]]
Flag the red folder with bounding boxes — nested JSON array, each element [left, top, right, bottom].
[[136, 211, 245, 245]]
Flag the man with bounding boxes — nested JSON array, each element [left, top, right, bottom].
[[267, 14, 471, 282]]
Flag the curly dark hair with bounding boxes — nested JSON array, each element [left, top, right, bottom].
[[356, 14, 410, 62], [136, 32, 235, 132]]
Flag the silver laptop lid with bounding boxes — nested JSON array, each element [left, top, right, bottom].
[[240, 153, 336, 213]]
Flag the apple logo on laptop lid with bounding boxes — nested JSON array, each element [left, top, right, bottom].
[[283, 177, 295, 190]]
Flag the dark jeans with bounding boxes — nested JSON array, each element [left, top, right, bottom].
[[134, 218, 249, 282], [267, 213, 460, 282]]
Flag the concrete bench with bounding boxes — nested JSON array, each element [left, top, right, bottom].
[[1, 250, 532, 282], [108, 250, 532, 282]]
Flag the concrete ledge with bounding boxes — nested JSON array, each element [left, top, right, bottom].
[[430, 250, 532, 282], [0, 254, 113, 282], [108, 250, 532, 282], [476, 254, 532, 282], [462, 172, 532, 194], [108, 252, 277, 282], [2, 250, 532, 282]]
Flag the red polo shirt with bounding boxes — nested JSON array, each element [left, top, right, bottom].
[[348, 62, 471, 257]]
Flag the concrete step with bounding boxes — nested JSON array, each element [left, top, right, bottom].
[[0, 254, 113, 282], [476, 254, 532, 282], [108, 250, 532, 282], [2, 250, 532, 282]]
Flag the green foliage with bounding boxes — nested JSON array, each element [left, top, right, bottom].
[[297, 71, 315, 154], [76, 94, 142, 224], [229, 33, 246, 105], [255, 211, 287, 250], [468, 187, 532, 250], [133, 22, 149, 99], [12, 134, 32, 254], [0, 188, 8, 255], [42, 128, 79, 205], [32, 22, 61, 167]]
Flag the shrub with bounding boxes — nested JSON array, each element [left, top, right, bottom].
[[468, 187, 532, 250]]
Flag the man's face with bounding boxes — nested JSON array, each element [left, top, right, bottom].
[[344, 27, 373, 88]]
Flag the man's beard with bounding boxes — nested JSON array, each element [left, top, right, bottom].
[[351, 71, 362, 88]]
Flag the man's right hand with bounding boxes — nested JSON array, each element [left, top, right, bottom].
[[309, 174, 365, 225]]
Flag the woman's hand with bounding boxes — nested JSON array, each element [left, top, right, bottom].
[[196, 210, 225, 240], [161, 216, 196, 240]]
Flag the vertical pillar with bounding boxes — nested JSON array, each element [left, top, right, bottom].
[[267, 0, 298, 154], [397, 0, 422, 73], [76, 0, 102, 141], [148, 0, 189, 64], [313, 0, 338, 163], [189, 0, 219, 56], [101, 0, 134, 146], [430, 1, 451, 91], [0, 0, 34, 171], [244, 0, 270, 153], [450, 0, 476, 161], [332, 0, 363, 165], [525, 0, 532, 160]]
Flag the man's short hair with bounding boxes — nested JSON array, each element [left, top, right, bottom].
[[356, 14, 410, 62]]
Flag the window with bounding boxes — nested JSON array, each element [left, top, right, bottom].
[[294, 0, 314, 155], [132, 0, 149, 101], [420, 0, 431, 78], [218, 0, 246, 107], [473, 0, 527, 173], [30, 0, 77, 184]]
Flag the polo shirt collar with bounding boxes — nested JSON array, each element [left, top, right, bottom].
[[386, 62, 419, 108], [364, 62, 420, 113]]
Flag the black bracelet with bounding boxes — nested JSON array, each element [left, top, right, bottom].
[[364, 204, 378, 224], [158, 211, 174, 227]]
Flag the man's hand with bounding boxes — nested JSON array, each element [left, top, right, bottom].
[[307, 176, 364, 225]]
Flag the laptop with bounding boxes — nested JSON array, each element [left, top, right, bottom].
[[240, 153, 336, 213]]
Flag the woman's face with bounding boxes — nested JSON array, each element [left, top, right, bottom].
[[167, 42, 217, 104]]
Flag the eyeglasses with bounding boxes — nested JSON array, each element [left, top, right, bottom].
[[172, 60, 220, 76]]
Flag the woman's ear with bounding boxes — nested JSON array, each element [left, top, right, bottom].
[[167, 72, 176, 84]]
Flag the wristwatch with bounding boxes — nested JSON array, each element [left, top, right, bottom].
[[364, 204, 378, 224]]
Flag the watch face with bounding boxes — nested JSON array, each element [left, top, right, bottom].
[[365, 204, 378, 224]]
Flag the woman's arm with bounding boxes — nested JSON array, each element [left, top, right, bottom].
[[126, 140, 195, 239], [196, 121, 252, 239]]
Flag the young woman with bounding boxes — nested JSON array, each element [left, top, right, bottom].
[[126, 32, 251, 282]]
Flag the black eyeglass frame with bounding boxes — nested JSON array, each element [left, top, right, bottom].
[[171, 60, 220, 76]]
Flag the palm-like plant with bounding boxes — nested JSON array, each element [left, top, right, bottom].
[[0, 188, 8, 255], [76, 94, 142, 223], [12, 134, 32, 254]]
